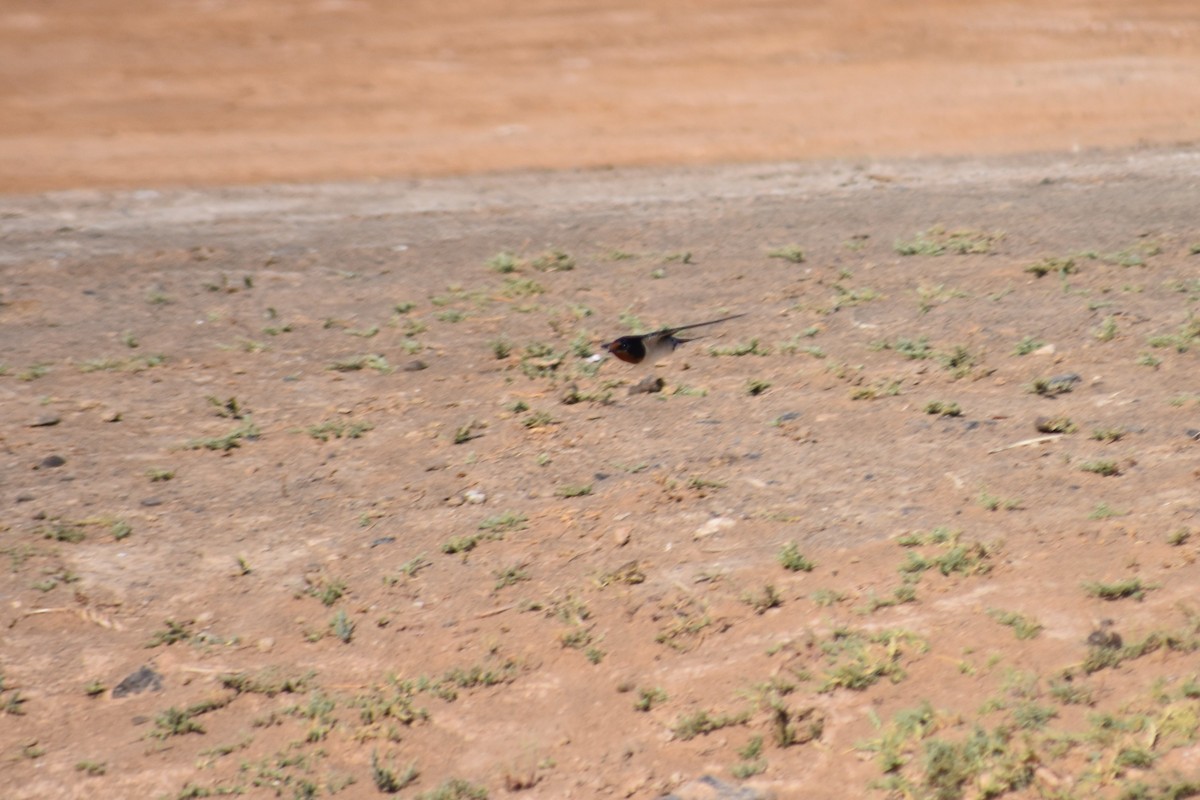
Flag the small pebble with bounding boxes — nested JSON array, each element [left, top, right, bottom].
[[29, 414, 61, 427], [39, 455, 66, 469], [404, 360, 428, 372], [464, 488, 487, 504], [140, 497, 163, 507]]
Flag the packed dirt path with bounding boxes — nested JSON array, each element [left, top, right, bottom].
[[2, 0, 1199, 192]]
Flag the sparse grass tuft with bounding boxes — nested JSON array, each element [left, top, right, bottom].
[[305, 419, 373, 441], [987, 609, 1043, 640], [745, 378, 772, 396], [414, 778, 488, 800], [1090, 427, 1126, 442], [873, 336, 932, 359], [185, 420, 260, 452], [1089, 502, 1126, 520], [1079, 459, 1120, 477], [1147, 315, 1200, 352], [530, 249, 575, 272], [150, 710, 206, 743], [634, 687, 667, 712], [146, 619, 194, 648], [742, 584, 783, 614], [1084, 577, 1150, 601], [767, 244, 806, 263], [1167, 528, 1191, 546], [924, 400, 962, 417], [938, 345, 977, 379], [331, 610, 355, 643], [371, 751, 419, 793], [493, 564, 530, 590], [1094, 315, 1119, 342], [818, 628, 923, 692], [1025, 257, 1076, 277], [487, 251, 520, 273], [328, 353, 392, 373], [1029, 375, 1077, 396], [673, 708, 751, 740], [895, 225, 1003, 256], [710, 338, 770, 357], [778, 542, 815, 572], [479, 512, 528, 533], [1013, 336, 1044, 355]]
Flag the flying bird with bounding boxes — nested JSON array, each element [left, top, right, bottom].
[[603, 313, 746, 365]]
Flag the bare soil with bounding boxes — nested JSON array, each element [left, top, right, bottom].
[[2, 0, 1200, 192], [2, 3, 1200, 800]]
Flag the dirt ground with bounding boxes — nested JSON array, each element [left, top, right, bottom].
[[2, 0, 1200, 193], [3, 3, 1200, 800]]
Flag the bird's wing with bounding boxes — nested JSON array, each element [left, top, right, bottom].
[[657, 312, 747, 336]]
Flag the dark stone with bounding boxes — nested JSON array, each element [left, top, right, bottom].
[[29, 415, 61, 427], [39, 455, 66, 469], [140, 497, 164, 507], [403, 360, 428, 371], [112, 665, 163, 698], [628, 376, 665, 395], [658, 775, 769, 800], [1046, 373, 1081, 391]]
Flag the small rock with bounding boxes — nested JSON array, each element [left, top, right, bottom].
[[1186, 429, 1200, 441], [613, 527, 632, 547], [15, 493, 34, 503], [629, 376, 665, 395], [403, 360, 428, 372], [38, 455, 66, 469], [29, 414, 61, 427], [140, 497, 163, 507], [101, 409, 122, 423], [659, 775, 769, 800], [112, 665, 163, 698], [370, 536, 396, 548], [1046, 373, 1081, 392], [463, 489, 487, 505], [693, 516, 736, 539], [257, 637, 275, 653], [1087, 619, 1122, 650]]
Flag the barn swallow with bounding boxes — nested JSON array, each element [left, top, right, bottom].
[[604, 313, 746, 365]]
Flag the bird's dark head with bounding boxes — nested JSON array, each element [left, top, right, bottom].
[[604, 335, 646, 364]]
